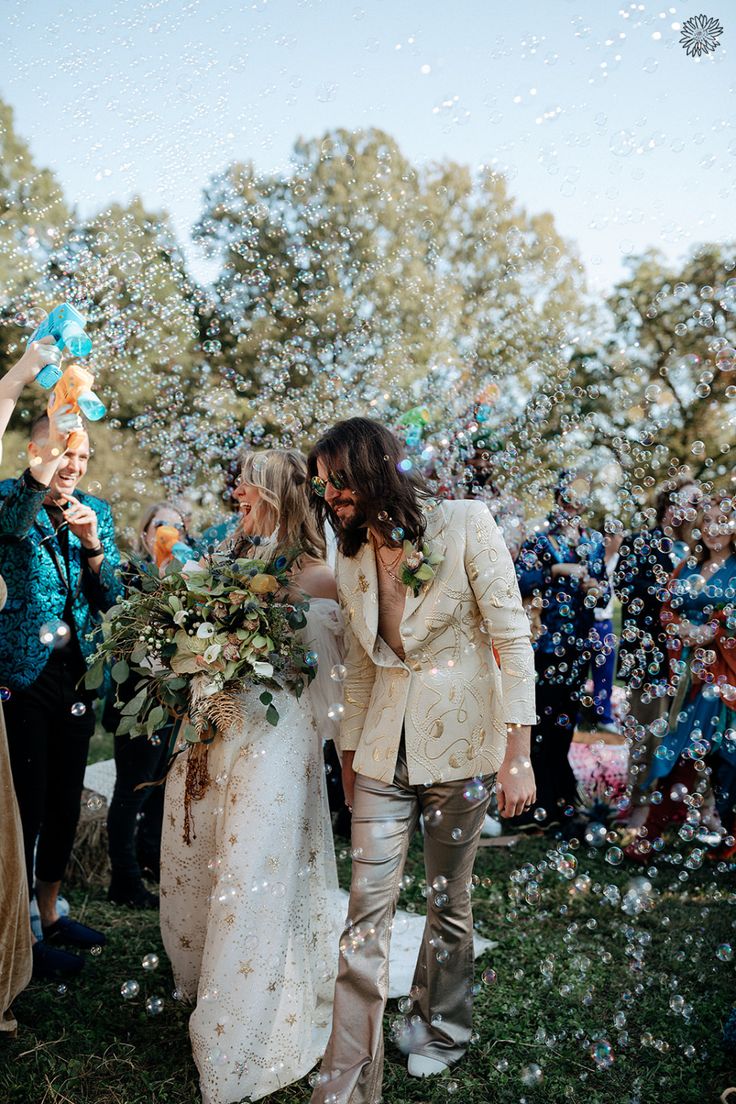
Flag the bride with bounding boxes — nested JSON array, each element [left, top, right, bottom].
[[160, 449, 344, 1104]]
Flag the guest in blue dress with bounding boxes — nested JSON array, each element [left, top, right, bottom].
[[627, 495, 736, 859]]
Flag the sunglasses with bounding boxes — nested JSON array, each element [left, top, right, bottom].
[[151, 519, 185, 533], [310, 471, 347, 498]]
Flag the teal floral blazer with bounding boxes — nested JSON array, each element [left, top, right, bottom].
[[0, 472, 122, 692]]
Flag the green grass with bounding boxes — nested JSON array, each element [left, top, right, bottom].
[[2, 835, 734, 1104]]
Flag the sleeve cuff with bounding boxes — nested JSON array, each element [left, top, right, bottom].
[[22, 468, 47, 492]]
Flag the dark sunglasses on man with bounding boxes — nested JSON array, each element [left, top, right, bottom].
[[310, 471, 347, 498]]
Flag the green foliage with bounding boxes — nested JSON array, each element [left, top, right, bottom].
[[1, 837, 732, 1103], [194, 128, 587, 455], [0, 96, 733, 541]]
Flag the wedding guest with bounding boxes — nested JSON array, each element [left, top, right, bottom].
[[513, 471, 608, 830], [0, 337, 60, 1012], [626, 495, 736, 861], [0, 412, 121, 977], [105, 502, 192, 908], [589, 520, 623, 734], [308, 418, 536, 1102], [615, 486, 681, 818]]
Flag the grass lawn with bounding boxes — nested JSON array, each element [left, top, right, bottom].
[[2, 833, 734, 1104]]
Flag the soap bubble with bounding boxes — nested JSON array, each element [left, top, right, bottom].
[[120, 979, 140, 1000], [71, 702, 87, 717], [305, 651, 319, 667], [327, 702, 345, 720], [463, 779, 488, 803], [605, 846, 623, 866], [330, 664, 347, 681], [119, 248, 143, 276], [86, 794, 104, 812], [590, 1040, 614, 1069], [0, 687, 11, 702], [55, 983, 68, 997], [716, 346, 736, 372], [716, 943, 733, 962], [481, 967, 497, 985], [145, 995, 164, 1016], [142, 952, 160, 971], [521, 1063, 543, 1086], [584, 822, 607, 847], [39, 619, 70, 648]]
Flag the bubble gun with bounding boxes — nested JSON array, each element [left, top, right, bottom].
[[153, 525, 191, 570], [28, 303, 92, 388], [47, 364, 106, 449]]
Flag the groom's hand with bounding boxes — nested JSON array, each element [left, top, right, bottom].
[[342, 750, 356, 811], [496, 724, 536, 819]]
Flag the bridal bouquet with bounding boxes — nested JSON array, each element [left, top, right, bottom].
[[85, 552, 315, 745]]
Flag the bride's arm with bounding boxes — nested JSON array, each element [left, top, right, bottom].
[[290, 560, 338, 602]]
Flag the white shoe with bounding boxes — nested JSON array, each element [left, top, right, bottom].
[[481, 814, 502, 838], [407, 1055, 449, 1078]]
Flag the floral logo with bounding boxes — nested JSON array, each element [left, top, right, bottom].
[[679, 14, 724, 57]]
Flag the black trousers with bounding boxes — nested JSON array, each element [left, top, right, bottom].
[[107, 728, 169, 881], [5, 651, 95, 891], [530, 647, 586, 818]]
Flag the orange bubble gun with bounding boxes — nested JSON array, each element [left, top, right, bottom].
[[153, 525, 191, 569], [47, 364, 107, 450]]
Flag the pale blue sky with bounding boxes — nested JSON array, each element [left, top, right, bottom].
[[1, 0, 732, 290]]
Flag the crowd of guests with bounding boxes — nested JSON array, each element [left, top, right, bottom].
[[0, 345, 734, 1034]]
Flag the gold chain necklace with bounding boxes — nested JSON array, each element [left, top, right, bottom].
[[376, 543, 403, 585]]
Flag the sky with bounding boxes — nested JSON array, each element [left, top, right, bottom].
[[1, 0, 733, 291]]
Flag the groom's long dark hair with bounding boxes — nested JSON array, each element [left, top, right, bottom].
[[307, 418, 431, 558]]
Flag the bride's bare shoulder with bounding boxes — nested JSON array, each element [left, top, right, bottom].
[[293, 559, 338, 601]]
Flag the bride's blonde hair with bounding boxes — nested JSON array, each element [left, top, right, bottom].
[[237, 449, 326, 562]]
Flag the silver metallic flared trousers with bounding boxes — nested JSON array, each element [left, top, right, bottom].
[[311, 745, 492, 1104]]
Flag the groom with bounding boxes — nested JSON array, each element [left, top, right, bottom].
[[307, 418, 537, 1104]]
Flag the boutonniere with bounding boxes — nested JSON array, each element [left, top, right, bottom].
[[399, 539, 444, 596]]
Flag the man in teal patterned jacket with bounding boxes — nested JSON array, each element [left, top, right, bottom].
[[0, 410, 122, 978]]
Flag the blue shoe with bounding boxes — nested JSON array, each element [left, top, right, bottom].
[[32, 941, 84, 980], [41, 916, 106, 950]]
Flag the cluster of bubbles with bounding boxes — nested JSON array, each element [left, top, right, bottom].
[[0, 12, 734, 1099]]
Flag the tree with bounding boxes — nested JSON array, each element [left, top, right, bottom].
[[195, 128, 587, 460], [558, 246, 736, 522], [0, 97, 71, 368]]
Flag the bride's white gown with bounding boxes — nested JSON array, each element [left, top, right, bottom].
[[161, 598, 493, 1103], [160, 599, 344, 1103]]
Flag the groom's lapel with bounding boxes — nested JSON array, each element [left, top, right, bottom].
[[401, 500, 448, 624], [353, 538, 379, 652]]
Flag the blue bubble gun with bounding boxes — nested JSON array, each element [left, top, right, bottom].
[[28, 303, 92, 389]]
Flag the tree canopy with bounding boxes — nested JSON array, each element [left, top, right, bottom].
[[1, 100, 733, 543]]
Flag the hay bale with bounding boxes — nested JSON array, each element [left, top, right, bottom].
[[65, 788, 110, 889]]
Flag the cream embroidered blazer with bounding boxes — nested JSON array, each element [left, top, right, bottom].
[[335, 498, 537, 785]]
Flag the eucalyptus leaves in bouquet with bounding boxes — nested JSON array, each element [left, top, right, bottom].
[[85, 551, 316, 746]]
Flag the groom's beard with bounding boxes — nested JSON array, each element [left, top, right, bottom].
[[328, 498, 367, 533]]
